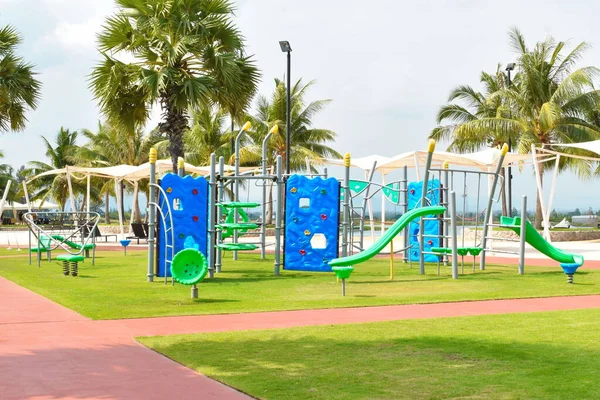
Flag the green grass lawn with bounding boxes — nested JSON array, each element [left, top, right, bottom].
[[0, 249, 598, 320], [140, 309, 600, 399]]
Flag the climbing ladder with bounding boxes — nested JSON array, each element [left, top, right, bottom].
[[216, 202, 260, 252], [151, 183, 176, 284]]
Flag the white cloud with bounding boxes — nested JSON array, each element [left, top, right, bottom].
[[42, 18, 102, 52]]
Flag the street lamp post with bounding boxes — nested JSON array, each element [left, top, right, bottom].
[[505, 62, 515, 216], [279, 40, 292, 175]]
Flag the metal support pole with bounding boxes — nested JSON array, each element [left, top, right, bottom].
[[519, 195, 527, 275], [274, 155, 283, 275], [480, 143, 509, 270], [450, 191, 458, 279], [208, 153, 217, 280], [286, 51, 291, 175], [442, 163, 449, 266], [341, 278, 346, 296], [147, 148, 157, 282], [389, 240, 394, 280], [233, 122, 252, 261], [419, 139, 436, 274], [342, 153, 351, 257], [402, 165, 408, 263], [216, 157, 225, 273], [261, 125, 278, 259]]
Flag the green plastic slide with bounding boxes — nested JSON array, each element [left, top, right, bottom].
[[329, 205, 446, 267], [500, 216, 584, 266]]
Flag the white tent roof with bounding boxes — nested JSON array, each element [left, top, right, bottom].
[[549, 140, 600, 156], [4, 200, 59, 211], [323, 154, 391, 171], [28, 160, 256, 183], [324, 148, 536, 174]]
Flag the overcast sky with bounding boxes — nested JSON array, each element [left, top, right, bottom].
[[1, 0, 600, 211]]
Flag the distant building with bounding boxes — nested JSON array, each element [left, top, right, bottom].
[[571, 215, 598, 227]]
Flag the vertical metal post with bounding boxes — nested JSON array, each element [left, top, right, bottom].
[[341, 278, 346, 296], [450, 191, 458, 279], [233, 122, 252, 261], [402, 165, 409, 263], [419, 139, 436, 274], [480, 143, 509, 270], [208, 153, 217, 279], [216, 156, 225, 273], [442, 162, 449, 266], [28, 227, 31, 265], [261, 125, 277, 259], [274, 155, 283, 275], [519, 195, 527, 275], [323, 167, 328, 179], [342, 153, 351, 257], [147, 148, 157, 282], [286, 51, 291, 175]]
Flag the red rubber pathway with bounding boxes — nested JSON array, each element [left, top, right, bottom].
[[2, 276, 600, 400]]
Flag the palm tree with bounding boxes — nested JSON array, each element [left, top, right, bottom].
[[26, 128, 86, 211], [89, 0, 260, 172], [243, 78, 341, 223], [184, 107, 233, 166], [431, 28, 600, 228], [80, 121, 163, 223], [0, 25, 41, 132], [430, 66, 513, 214]]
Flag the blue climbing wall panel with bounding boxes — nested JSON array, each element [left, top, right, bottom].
[[158, 174, 208, 277], [408, 179, 441, 262], [284, 175, 340, 272]]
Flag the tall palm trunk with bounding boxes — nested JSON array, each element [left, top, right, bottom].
[[160, 92, 188, 172], [104, 191, 111, 224], [132, 185, 142, 223]]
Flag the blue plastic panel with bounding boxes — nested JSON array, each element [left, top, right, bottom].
[[158, 174, 208, 277], [407, 179, 441, 262], [284, 175, 340, 272]]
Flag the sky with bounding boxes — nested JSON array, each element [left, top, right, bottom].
[[1, 0, 600, 211]]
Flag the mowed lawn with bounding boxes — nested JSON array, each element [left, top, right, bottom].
[[0, 249, 598, 319], [140, 309, 600, 400]]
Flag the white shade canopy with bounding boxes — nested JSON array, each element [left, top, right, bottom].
[[324, 147, 537, 174], [27, 159, 257, 184], [4, 200, 59, 211], [548, 140, 600, 157]]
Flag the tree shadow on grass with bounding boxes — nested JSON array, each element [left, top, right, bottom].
[[142, 325, 600, 400]]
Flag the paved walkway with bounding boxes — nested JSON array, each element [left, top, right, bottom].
[[2, 276, 600, 400]]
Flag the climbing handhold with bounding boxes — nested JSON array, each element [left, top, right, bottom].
[[299, 249, 306, 256], [410, 189, 415, 194], [304, 230, 311, 236], [320, 189, 327, 194], [192, 188, 198, 195], [166, 187, 173, 193], [292, 217, 299, 223], [427, 240, 433, 245], [321, 214, 327, 220], [290, 187, 297, 193], [192, 216, 199, 222], [179, 233, 185, 239]]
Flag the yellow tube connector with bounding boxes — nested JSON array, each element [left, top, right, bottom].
[[269, 125, 279, 134], [443, 161, 449, 169], [242, 121, 252, 131], [344, 152, 351, 167], [501, 143, 509, 156], [177, 157, 185, 170], [427, 139, 436, 153], [149, 148, 157, 164]]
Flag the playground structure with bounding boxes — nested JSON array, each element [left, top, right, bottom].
[[22, 211, 100, 271], [140, 128, 587, 300]]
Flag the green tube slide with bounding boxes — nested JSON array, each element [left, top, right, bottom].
[[329, 205, 446, 267], [500, 216, 584, 266]]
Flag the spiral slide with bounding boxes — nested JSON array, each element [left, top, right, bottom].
[[329, 206, 446, 267]]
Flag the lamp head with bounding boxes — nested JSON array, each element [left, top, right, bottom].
[[506, 62, 516, 71], [279, 41, 292, 52]]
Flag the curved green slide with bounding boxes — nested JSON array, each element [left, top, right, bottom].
[[500, 216, 584, 266], [329, 205, 446, 267]]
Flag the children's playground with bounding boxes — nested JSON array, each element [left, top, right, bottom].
[[3, 134, 600, 399]]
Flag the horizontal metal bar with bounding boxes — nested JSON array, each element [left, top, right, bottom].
[[485, 237, 520, 242], [428, 168, 499, 176], [422, 234, 452, 238], [484, 248, 519, 255], [217, 175, 276, 181]]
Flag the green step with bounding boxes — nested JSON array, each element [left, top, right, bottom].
[[216, 243, 258, 251], [216, 223, 259, 230], [467, 247, 483, 256], [217, 202, 260, 208], [431, 247, 451, 254], [56, 254, 85, 262]]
